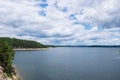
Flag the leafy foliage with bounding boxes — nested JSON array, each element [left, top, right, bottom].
[[0, 40, 14, 77], [0, 37, 47, 48], [0, 37, 47, 77]]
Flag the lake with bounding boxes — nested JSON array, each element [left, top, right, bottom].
[[13, 47, 120, 80]]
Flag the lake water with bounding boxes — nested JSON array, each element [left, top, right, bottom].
[[13, 47, 120, 80]]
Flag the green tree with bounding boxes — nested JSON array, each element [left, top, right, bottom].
[[0, 37, 47, 48], [0, 40, 14, 77]]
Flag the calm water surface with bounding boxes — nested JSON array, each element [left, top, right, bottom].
[[13, 47, 120, 80]]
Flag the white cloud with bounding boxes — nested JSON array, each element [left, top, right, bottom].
[[0, 0, 120, 45]]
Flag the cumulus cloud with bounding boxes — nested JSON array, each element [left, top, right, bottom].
[[0, 0, 120, 45]]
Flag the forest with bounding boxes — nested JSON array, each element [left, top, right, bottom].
[[0, 39, 14, 77], [0, 37, 47, 48], [0, 37, 47, 77]]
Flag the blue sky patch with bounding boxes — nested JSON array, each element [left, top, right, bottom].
[[41, 0, 47, 2], [61, 7, 68, 13], [39, 10, 46, 16], [83, 24, 92, 30], [73, 22, 80, 25], [38, 3, 48, 8], [79, 9, 84, 15], [69, 14, 77, 20], [51, 40, 62, 45], [54, 2, 68, 13], [97, 26, 103, 32], [90, 37, 100, 40]]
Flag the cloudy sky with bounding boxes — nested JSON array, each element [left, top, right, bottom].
[[0, 0, 120, 45]]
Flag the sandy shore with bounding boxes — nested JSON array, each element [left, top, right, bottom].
[[13, 48, 47, 51]]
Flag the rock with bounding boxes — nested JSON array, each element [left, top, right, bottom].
[[0, 66, 20, 80]]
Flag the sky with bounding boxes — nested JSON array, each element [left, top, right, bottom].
[[0, 0, 120, 45]]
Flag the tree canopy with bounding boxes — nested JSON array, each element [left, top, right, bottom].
[[0, 37, 47, 77], [0, 37, 47, 48], [0, 39, 14, 77]]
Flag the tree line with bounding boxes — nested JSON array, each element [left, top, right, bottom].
[[0, 37, 47, 48], [0, 37, 47, 77]]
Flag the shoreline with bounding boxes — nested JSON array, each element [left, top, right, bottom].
[[0, 65, 20, 80], [12, 65, 21, 80], [13, 48, 48, 51]]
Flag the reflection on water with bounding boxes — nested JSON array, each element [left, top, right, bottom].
[[115, 57, 120, 59], [13, 47, 120, 80]]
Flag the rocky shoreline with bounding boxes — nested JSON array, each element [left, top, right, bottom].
[[0, 66, 20, 80]]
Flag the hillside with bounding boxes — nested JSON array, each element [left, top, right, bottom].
[[0, 37, 47, 48], [0, 39, 19, 80]]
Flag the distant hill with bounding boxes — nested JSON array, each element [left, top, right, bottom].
[[46, 45, 120, 47], [0, 37, 47, 48]]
